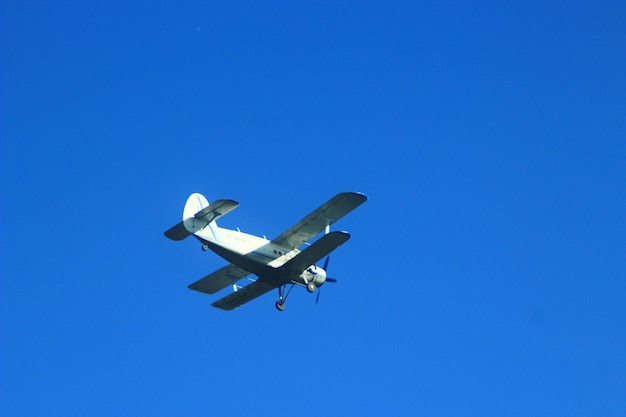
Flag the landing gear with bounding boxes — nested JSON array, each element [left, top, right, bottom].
[[275, 284, 295, 312], [306, 282, 316, 293], [201, 244, 209, 251]]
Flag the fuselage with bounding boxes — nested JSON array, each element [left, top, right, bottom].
[[202, 227, 298, 264], [195, 226, 326, 288]]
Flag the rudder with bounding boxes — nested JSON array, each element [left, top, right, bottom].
[[164, 193, 225, 241], [182, 193, 221, 241]]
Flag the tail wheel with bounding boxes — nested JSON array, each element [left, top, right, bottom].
[[275, 301, 285, 312]]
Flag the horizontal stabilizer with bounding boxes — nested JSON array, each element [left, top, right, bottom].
[[280, 231, 350, 275], [194, 199, 239, 222], [211, 280, 276, 311], [164, 198, 239, 241], [188, 264, 250, 295], [164, 222, 192, 241]]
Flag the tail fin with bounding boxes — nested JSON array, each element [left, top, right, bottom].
[[183, 193, 210, 220], [164, 193, 238, 241], [182, 193, 221, 240]]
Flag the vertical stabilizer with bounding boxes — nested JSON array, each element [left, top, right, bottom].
[[182, 193, 221, 241], [165, 193, 237, 242]]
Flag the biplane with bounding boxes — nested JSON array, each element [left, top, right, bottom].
[[164, 192, 367, 311]]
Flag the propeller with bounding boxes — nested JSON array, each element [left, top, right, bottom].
[[316, 256, 337, 304]]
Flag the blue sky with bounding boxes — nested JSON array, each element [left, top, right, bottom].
[[2, 1, 625, 416]]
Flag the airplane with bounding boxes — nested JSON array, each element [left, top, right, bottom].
[[164, 192, 367, 311]]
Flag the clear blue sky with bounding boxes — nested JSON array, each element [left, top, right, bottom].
[[2, 1, 625, 416]]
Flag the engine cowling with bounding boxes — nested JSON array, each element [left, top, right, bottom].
[[300, 264, 327, 288]]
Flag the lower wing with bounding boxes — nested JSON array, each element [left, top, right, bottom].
[[211, 280, 277, 311], [188, 264, 251, 295], [279, 231, 350, 275]]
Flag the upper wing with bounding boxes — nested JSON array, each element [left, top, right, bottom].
[[211, 280, 277, 311], [188, 264, 251, 295], [271, 192, 367, 250]]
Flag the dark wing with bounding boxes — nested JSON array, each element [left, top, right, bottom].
[[211, 280, 277, 311], [279, 231, 350, 275], [270, 192, 366, 250], [188, 264, 251, 295]]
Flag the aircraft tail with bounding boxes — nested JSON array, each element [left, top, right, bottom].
[[182, 193, 221, 239], [183, 193, 212, 225], [164, 193, 239, 241]]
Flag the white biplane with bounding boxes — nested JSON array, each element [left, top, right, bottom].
[[165, 192, 367, 311]]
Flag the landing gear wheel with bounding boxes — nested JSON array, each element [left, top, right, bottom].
[[275, 301, 285, 312], [306, 282, 316, 293], [201, 244, 209, 251]]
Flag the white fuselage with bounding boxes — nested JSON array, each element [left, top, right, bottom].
[[205, 227, 299, 267], [194, 225, 326, 288]]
